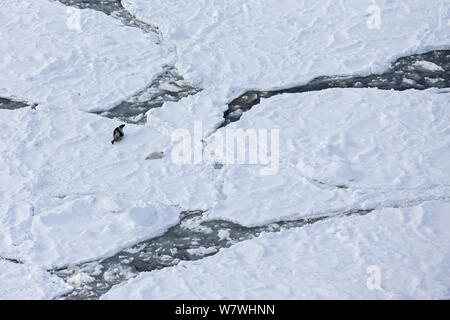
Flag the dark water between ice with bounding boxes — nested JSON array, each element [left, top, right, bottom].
[[53, 208, 372, 300], [0, 97, 36, 110], [54, 0, 202, 124], [221, 50, 450, 127], [93, 66, 201, 124], [55, 0, 161, 36]]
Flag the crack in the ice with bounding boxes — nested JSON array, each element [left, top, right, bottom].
[[0, 97, 37, 110], [220, 50, 450, 128], [0, 256, 24, 265], [53, 1, 201, 124], [54, 0, 162, 41], [93, 66, 201, 124], [52, 194, 450, 300]]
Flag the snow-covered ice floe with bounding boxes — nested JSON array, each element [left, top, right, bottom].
[[207, 89, 450, 226], [0, 106, 217, 268], [0, 1, 216, 296], [102, 200, 450, 299], [54, 87, 450, 299], [123, 0, 450, 91], [127, 0, 450, 133], [0, 0, 171, 112]]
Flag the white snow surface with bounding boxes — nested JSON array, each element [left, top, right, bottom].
[[123, 0, 450, 92], [102, 200, 450, 299], [0, 259, 69, 299], [206, 89, 450, 226], [0, 0, 171, 112]]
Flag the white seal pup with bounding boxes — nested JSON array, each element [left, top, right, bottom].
[[111, 124, 125, 144], [145, 151, 164, 160]]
